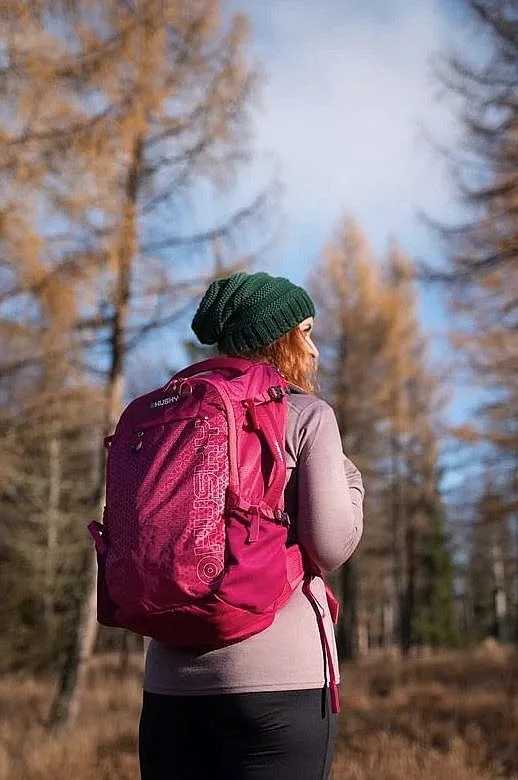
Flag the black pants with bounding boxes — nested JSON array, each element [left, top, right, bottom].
[[139, 688, 338, 780]]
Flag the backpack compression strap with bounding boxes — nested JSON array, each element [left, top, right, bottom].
[[287, 546, 341, 715], [303, 577, 341, 715]]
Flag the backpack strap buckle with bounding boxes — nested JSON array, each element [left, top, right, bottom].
[[273, 509, 291, 527], [268, 385, 285, 401]]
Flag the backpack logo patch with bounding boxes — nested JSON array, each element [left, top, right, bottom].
[[149, 395, 179, 409], [192, 417, 226, 585]]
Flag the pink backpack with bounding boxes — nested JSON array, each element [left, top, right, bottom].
[[89, 357, 340, 712]]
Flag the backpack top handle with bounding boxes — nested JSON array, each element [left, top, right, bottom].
[[173, 356, 254, 381]]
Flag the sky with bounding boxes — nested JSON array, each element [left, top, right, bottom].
[[214, 0, 480, 423], [136, 0, 483, 429], [231, 0, 469, 282]]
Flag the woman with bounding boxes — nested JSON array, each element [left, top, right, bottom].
[[139, 272, 364, 780]]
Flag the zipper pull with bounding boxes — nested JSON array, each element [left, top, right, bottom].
[[88, 521, 107, 555], [131, 431, 144, 454]]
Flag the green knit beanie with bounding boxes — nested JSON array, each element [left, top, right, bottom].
[[192, 272, 316, 355]]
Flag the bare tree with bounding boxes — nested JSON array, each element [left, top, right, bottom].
[[1, 0, 271, 725], [428, 0, 518, 635]]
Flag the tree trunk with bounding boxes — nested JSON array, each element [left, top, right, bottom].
[[492, 544, 508, 643], [48, 549, 98, 727], [48, 135, 142, 729], [382, 599, 395, 648], [44, 435, 61, 632], [400, 525, 416, 655], [332, 328, 361, 661], [390, 387, 407, 653], [336, 559, 359, 660]]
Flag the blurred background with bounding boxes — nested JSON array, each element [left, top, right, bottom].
[[0, 1, 517, 778]]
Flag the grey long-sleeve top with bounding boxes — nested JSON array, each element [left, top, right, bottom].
[[144, 392, 364, 695]]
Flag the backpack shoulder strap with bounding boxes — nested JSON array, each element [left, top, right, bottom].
[[247, 398, 288, 510]]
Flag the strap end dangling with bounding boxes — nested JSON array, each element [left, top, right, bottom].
[[329, 681, 341, 714]]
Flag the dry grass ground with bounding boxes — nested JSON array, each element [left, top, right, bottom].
[[1, 646, 517, 780], [331, 644, 518, 780]]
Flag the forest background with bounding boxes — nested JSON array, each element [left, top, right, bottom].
[[0, 0, 517, 778]]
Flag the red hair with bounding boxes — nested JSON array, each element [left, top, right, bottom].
[[241, 326, 317, 394]]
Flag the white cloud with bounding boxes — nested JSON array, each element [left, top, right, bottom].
[[235, 0, 469, 256]]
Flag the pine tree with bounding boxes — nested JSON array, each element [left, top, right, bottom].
[[310, 218, 397, 659], [0, 190, 104, 670], [310, 219, 456, 656], [412, 497, 459, 648], [1, 0, 264, 724], [432, 0, 518, 598]]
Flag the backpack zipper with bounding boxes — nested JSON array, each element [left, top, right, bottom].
[[133, 413, 199, 432], [130, 415, 200, 453]]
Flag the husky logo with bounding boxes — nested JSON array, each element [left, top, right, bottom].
[[149, 395, 179, 409]]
